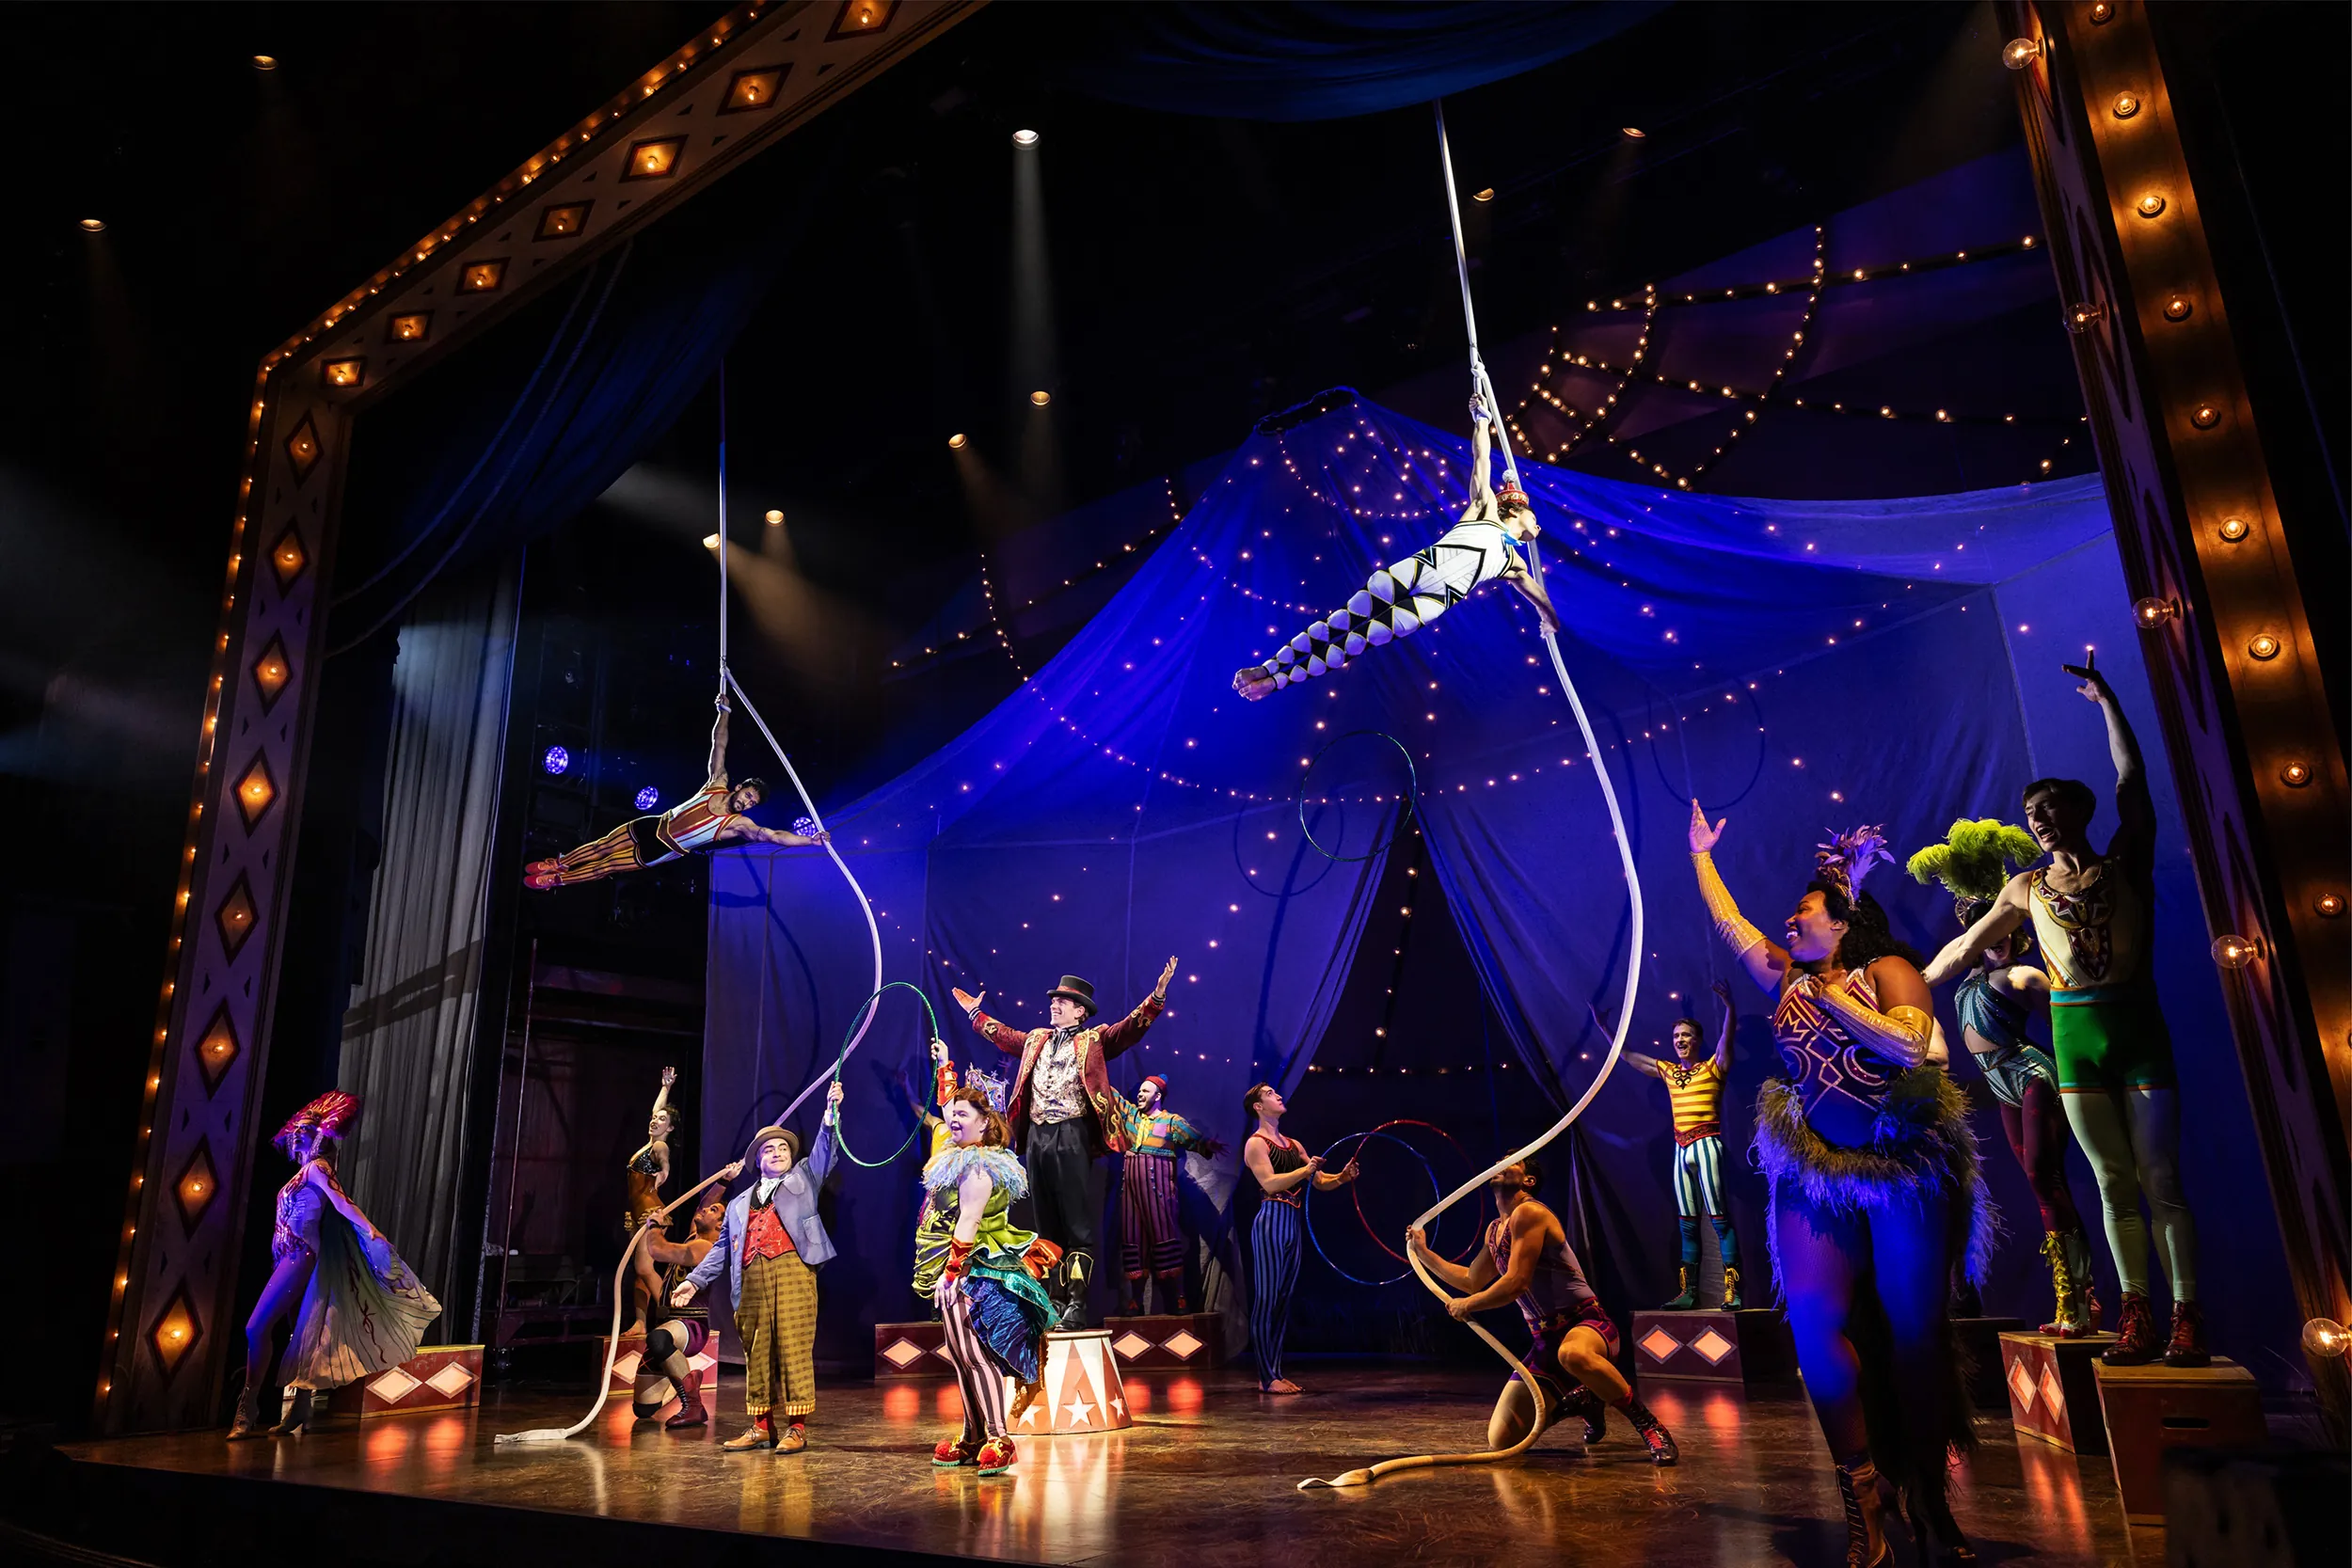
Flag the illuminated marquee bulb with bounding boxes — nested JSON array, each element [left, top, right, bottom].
[[2209, 934, 2259, 970], [2002, 37, 2042, 70], [2132, 596, 2177, 628]]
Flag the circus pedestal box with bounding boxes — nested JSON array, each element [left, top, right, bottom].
[[320, 1344, 485, 1421], [2093, 1357, 2266, 1526], [1104, 1312, 1225, 1370], [2000, 1331, 2118, 1455], [606, 1328, 720, 1397], [1005, 1330, 1134, 1436], [875, 1321, 953, 1377], [1629, 1308, 1795, 1385]]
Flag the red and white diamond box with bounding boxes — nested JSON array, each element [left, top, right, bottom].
[[874, 1321, 955, 1378], [323, 1344, 484, 1420], [1629, 1309, 1794, 1384], [606, 1328, 719, 1395], [1103, 1312, 1225, 1370], [2000, 1331, 2117, 1454]]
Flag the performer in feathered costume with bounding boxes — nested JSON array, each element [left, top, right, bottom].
[[1690, 802, 1987, 1568], [1909, 818, 2097, 1338], [908, 1037, 1009, 1307], [926, 1085, 1061, 1478], [1112, 1074, 1224, 1315], [228, 1092, 442, 1439]]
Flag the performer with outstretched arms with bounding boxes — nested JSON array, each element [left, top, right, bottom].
[[229, 1093, 442, 1439], [1922, 660, 2201, 1369], [673, 1084, 842, 1454], [953, 958, 1180, 1329], [1239, 1082, 1358, 1394], [524, 694, 828, 889], [1623, 980, 1745, 1310], [1408, 1159, 1677, 1465], [1691, 801, 1986, 1567], [1113, 1074, 1225, 1315], [909, 1037, 1009, 1308], [1232, 399, 1557, 700], [630, 1170, 739, 1429]]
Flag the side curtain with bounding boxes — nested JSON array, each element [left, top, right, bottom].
[[337, 553, 523, 1307]]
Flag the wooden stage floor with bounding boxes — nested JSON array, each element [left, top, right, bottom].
[[43, 1362, 2151, 1567]]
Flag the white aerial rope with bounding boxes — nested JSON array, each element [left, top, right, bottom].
[[1301, 101, 1645, 1491]]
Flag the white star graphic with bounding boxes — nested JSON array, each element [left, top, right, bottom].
[[1064, 1398, 1094, 1427], [1109, 1395, 1126, 1418]]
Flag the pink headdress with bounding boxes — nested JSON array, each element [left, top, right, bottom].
[[274, 1090, 358, 1155], [1814, 825, 1892, 904]]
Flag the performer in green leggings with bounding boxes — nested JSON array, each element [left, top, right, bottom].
[[1926, 659, 2202, 1367]]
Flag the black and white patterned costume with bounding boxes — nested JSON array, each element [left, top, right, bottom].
[[1260, 493, 1525, 691]]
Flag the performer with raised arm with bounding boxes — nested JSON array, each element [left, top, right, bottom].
[[926, 1085, 1062, 1478], [1408, 1159, 1678, 1465], [1232, 399, 1557, 700], [1113, 1074, 1225, 1315], [622, 1067, 676, 1335], [672, 1083, 842, 1454], [524, 694, 829, 889], [1922, 661, 2202, 1369], [910, 1037, 1010, 1308], [228, 1093, 442, 1439], [1691, 800, 1986, 1567], [951, 958, 1181, 1330], [1623, 980, 1745, 1310], [630, 1170, 739, 1429], [1240, 1082, 1358, 1394], [1910, 818, 2099, 1338]]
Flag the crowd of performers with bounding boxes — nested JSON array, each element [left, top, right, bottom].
[[223, 400, 2217, 1568]]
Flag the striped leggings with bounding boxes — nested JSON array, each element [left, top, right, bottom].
[[1248, 1200, 1303, 1387], [1265, 520, 1516, 690], [1120, 1155, 1184, 1281], [1673, 1135, 1740, 1270], [537, 817, 669, 886], [935, 1277, 1010, 1444]]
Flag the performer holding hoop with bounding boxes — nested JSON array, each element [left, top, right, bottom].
[[1240, 1082, 1358, 1394]]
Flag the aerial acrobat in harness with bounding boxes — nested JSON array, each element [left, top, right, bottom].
[[1231, 396, 1558, 701]]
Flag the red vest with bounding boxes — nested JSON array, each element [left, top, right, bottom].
[[741, 1200, 796, 1263]]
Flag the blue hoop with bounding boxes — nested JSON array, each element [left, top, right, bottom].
[[1296, 730, 1420, 863]]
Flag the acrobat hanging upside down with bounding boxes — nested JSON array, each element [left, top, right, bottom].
[[524, 694, 828, 890], [1233, 400, 1558, 701]]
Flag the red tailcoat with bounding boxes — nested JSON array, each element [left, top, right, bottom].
[[967, 994, 1166, 1154]]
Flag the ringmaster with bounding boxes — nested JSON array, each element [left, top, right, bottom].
[[954, 956, 1179, 1329]]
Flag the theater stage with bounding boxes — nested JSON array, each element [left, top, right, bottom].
[[38, 1363, 2141, 1567]]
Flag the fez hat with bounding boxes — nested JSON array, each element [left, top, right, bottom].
[[1046, 974, 1098, 1014], [1138, 1074, 1168, 1101]]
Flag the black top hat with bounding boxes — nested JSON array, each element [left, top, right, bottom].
[[1045, 974, 1097, 1014]]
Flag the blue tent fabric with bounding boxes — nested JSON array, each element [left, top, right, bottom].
[[707, 394, 2297, 1383], [1057, 3, 1665, 123]]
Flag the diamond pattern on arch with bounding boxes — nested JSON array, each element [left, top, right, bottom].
[[251, 635, 293, 713], [173, 1141, 221, 1232], [149, 1284, 203, 1382], [215, 875, 259, 960], [194, 1005, 240, 1094], [283, 416, 324, 483]]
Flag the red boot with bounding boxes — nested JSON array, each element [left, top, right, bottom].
[[2163, 1301, 2210, 1368], [664, 1367, 707, 1429], [2102, 1293, 2161, 1365]]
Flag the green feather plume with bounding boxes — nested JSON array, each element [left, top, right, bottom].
[[1905, 817, 2041, 903]]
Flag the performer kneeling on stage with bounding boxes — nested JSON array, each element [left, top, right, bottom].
[[524, 695, 827, 889], [1408, 1160, 1677, 1465], [632, 1172, 739, 1428], [928, 1085, 1061, 1478], [673, 1084, 841, 1454], [1232, 399, 1556, 700]]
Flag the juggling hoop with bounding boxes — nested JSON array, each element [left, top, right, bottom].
[[1295, 730, 1420, 863]]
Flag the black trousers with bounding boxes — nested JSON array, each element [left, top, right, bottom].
[[1023, 1117, 1102, 1262]]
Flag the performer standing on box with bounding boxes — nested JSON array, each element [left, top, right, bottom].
[[1691, 802, 1986, 1567], [953, 957, 1180, 1330], [928, 1085, 1061, 1477], [632, 1171, 739, 1429], [1232, 398, 1557, 700], [523, 695, 828, 889], [228, 1092, 442, 1439], [1408, 1159, 1677, 1464], [673, 1083, 841, 1453], [909, 1037, 1009, 1309], [1240, 1082, 1358, 1394], [1115, 1075, 1224, 1315], [622, 1067, 677, 1335], [1624, 980, 1745, 1310], [1924, 661, 2202, 1370]]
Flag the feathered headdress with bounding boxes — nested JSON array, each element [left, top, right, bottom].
[[1813, 825, 1892, 904], [274, 1090, 358, 1156], [1906, 817, 2042, 925]]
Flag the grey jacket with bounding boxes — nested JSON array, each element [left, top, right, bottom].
[[682, 1120, 836, 1307]]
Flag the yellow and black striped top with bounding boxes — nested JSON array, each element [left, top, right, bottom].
[[1662, 1057, 1725, 1147]]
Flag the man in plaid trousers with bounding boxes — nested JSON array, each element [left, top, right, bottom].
[[675, 1083, 841, 1452]]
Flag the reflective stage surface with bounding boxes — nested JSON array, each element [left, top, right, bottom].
[[60, 1363, 2148, 1566]]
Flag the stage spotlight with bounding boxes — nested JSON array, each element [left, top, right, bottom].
[[79, 217, 105, 232], [252, 54, 278, 71], [947, 433, 968, 450], [1620, 126, 1646, 138], [1472, 188, 1495, 203], [543, 746, 571, 776], [634, 785, 660, 811], [1012, 128, 1039, 147], [764, 508, 784, 525], [702, 533, 721, 549], [1029, 389, 1051, 406]]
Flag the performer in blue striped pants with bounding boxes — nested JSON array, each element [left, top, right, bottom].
[[1239, 1083, 1357, 1393]]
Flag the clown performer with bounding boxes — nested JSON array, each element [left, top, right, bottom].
[[1909, 817, 2099, 1339], [1623, 980, 1746, 1310], [1232, 398, 1557, 700], [1924, 659, 2203, 1368], [909, 1036, 1010, 1309], [228, 1092, 443, 1439], [1691, 802, 1989, 1566], [1112, 1074, 1225, 1315], [1407, 1158, 1678, 1465], [630, 1167, 740, 1429], [673, 1083, 842, 1453], [524, 694, 828, 889], [927, 1085, 1062, 1477], [953, 956, 1181, 1330]]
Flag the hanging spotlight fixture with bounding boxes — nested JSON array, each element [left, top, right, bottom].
[[1011, 128, 1039, 147]]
